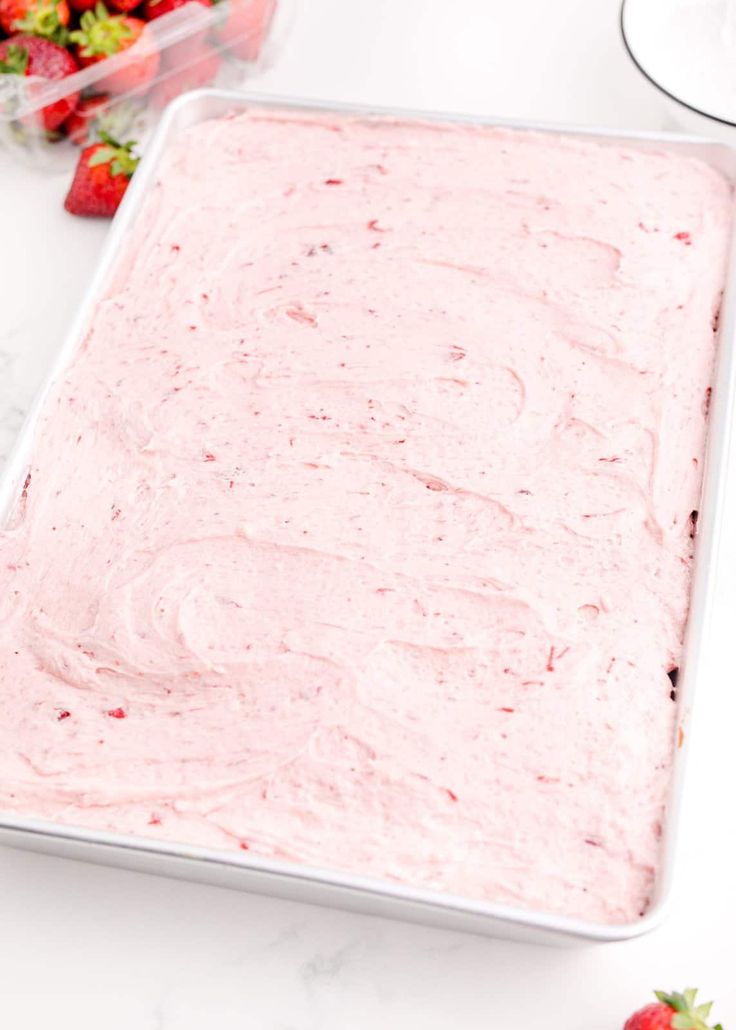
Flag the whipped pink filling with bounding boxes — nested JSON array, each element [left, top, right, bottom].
[[0, 111, 731, 924]]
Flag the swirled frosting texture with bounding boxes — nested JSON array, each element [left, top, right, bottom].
[[0, 111, 732, 924]]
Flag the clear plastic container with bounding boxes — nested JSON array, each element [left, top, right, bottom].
[[0, 0, 294, 168]]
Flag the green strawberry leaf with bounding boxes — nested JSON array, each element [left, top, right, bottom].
[[0, 44, 30, 76], [87, 135, 139, 177], [88, 145, 119, 166], [70, 2, 133, 58], [653, 989, 723, 1030], [13, 0, 69, 43]]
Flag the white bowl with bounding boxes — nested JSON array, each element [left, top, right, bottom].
[[621, 0, 736, 144]]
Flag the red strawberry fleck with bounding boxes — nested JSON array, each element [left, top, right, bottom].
[[286, 306, 317, 326], [107, 707, 126, 718], [674, 231, 692, 245], [57, 710, 71, 720]]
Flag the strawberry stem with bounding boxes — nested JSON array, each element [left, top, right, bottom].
[[13, 0, 69, 44], [88, 132, 139, 177], [0, 44, 30, 75], [653, 990, 723, 1030], [70, 2, 134, 57]]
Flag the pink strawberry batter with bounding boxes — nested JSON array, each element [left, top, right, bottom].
[[0, 110, 731, 924]]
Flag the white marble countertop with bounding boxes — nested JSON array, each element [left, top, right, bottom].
[[2, 1, 736, 1026]]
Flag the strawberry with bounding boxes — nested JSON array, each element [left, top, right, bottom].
[[143, 0, 213, 65], [64, 130, 139, 217], [149, 42, 219, 107], [61, 91, 109, 143], [142, 0, 210, 21], [68, 0, 98, 14], [0, 0, 69, 41], [70, 3, 160, 94], [216, 0, 275, 61], [107, 0, 144, 14], [624, 989, 723, 1030], [0, 35, 79, 130]]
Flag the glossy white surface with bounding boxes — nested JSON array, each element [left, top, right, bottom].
[[623, 0, 736, 121], [622, 0, 736, 142], [1, 0, 735, 1026]]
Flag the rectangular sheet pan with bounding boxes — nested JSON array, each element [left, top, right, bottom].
[[1, 89, 735, 945]]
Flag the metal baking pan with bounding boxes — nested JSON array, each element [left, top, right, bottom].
[[1, 89, 735, 946]]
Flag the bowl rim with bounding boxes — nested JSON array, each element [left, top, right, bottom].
[[620, 0, 736, 129]]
